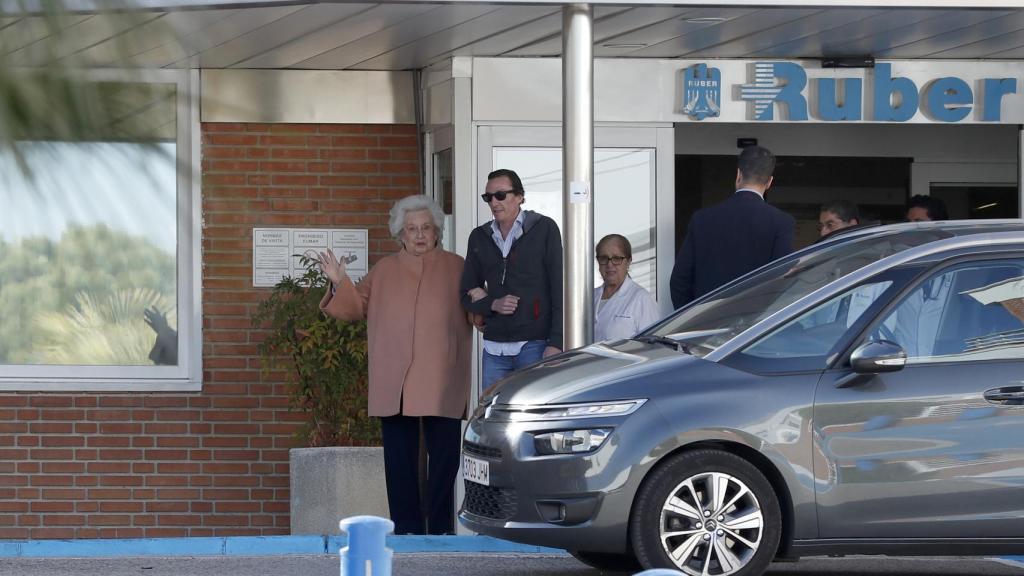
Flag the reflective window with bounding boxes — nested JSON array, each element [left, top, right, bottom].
[[492, 148, 657, 296], [732, 279, 896, 373], [0, 76, 193, 388], [747, 281, 894, 360], [651, 229, 950, 357], [868, 260, 1024, 364], [0, 141, 177, 366]]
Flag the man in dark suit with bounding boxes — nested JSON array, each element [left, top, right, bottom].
[[670, 145, 794, 309]]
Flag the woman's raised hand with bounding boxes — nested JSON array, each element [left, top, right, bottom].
[[317, 250, 346, 286]]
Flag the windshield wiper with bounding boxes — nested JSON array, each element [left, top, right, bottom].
[[635, 334, 690, 353]]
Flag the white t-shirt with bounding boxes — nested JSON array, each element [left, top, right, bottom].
[[593, 277, 660, 342]]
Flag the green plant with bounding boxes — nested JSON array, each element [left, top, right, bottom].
[[253, 256, 381, 447]]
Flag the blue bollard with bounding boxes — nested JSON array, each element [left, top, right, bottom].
[[634, 570, 685, 575], [339, 515, 395, 576]]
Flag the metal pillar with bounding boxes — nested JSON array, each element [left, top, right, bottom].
[[1019, 126, 1024, 217], [562, 3, 594, 350]]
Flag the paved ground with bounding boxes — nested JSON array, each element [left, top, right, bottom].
[[0, 554, 1021, 576]]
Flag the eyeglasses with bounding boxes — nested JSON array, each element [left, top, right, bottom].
[[402, 224, 435, 237], [481, 190, 517, 203], [817, 219, 846, 232], [597, 255, 628, 266]]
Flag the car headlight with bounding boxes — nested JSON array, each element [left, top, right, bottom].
[[504, 399, 646, 421], [533, 428, 611, 455]]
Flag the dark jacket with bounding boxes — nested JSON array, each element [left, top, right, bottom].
[[460, 210, 564, 350], [670, 190, 794, 308]]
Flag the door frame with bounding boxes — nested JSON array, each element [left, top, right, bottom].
[[475, 123, 675, 315]]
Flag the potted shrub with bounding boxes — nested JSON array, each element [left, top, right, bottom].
[[253, 256, 386, 535]]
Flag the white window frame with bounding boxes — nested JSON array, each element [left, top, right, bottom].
[[0, 68, 201, 392]]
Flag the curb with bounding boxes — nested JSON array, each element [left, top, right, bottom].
[[0, 535, 566, 558], [994, 556, 1024, 568]]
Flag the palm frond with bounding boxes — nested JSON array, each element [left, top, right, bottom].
[[33, 287, 175, 365]]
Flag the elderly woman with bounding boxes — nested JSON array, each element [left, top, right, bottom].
[[594, 234, 659, 341], [317, 195, 470, 535]]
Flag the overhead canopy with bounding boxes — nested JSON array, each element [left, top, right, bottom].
[[4, 2, 1024, 69]]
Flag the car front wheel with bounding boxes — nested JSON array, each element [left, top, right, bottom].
[[630, 449, 781, 576]]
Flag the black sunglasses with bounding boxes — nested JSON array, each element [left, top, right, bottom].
[[481, 190, 518, 203]]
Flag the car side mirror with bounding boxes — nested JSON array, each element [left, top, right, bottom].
[[850, 340, 907, 374], [836, 340, 907, 389]]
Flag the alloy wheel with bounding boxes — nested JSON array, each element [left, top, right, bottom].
[[657, 471, 764, 576]]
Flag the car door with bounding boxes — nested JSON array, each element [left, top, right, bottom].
[[814, 256, 1024, 539], [723, 273, 911, 539]]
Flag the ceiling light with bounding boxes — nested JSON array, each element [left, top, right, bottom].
[[683, 17, 727, 23], [601, 43, 647, 49], [976, 202, 998, 210]]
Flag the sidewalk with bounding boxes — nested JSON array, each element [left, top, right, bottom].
[[0, 534, 563, 558], [0, 534, 1020, 576], [0, 552, 1022, 576]]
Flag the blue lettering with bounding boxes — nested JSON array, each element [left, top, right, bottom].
[[818, 78, 862, 121], [772, 63, 808, 121], [736, 61, 1012, 124], [925, 77, 972, 122], [740, 62, 808, 120], [872, 63, 919, 122], [982, 78, 1016, 121]]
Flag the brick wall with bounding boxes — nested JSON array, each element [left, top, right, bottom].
[[0, 123, 421, 538]]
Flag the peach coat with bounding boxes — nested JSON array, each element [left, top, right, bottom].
[[319, 247, 472, 419]]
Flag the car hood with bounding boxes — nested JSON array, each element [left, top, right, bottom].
[[483, 338, 702, 406]]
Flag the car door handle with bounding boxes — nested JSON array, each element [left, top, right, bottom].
[[984, 386, 1024, 405]]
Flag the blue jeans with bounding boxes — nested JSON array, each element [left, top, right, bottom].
[[481, 340, 547, 392]]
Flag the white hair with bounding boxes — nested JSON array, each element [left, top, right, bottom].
[[388, 195, 446, 240]]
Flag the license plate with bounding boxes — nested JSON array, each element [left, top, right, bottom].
[[463, 454, 490, 486]]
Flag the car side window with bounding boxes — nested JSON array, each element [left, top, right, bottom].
[[867, 259, 1024, 364], [731, 279, 895, 373]]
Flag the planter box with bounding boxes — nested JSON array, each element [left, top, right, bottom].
[[290, 446, 389, 535]]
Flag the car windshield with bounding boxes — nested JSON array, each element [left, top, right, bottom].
[[649, 229, 953, 357]]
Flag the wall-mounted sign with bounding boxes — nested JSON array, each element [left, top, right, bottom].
[[680, 60, 1019, 124], [252, 228, 368, 288], [471, 58, 1024, 125], [683, 63, 721, 120]]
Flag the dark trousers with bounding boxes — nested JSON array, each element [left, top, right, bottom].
[[380, 414, 462, 535]]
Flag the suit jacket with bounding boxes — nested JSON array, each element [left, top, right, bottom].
[[320, 247, 472, 419], [670, 190, 794, 308]]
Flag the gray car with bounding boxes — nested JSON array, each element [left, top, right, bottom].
[[459, 221, 1024, 576]]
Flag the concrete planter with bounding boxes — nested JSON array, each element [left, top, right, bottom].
[[289, 446, 389, 535]]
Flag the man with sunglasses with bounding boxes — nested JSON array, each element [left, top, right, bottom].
[[461, 168, 563, 392]]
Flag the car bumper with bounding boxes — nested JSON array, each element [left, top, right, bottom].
[[457, 410, 651, 553]]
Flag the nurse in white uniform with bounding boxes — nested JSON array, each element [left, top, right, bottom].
[[593, 234, 660, 342]]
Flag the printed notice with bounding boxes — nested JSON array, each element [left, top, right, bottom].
[[253, 228, 369, 287]]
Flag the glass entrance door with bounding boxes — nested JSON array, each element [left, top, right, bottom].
[[477, 125, 674, 309]]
